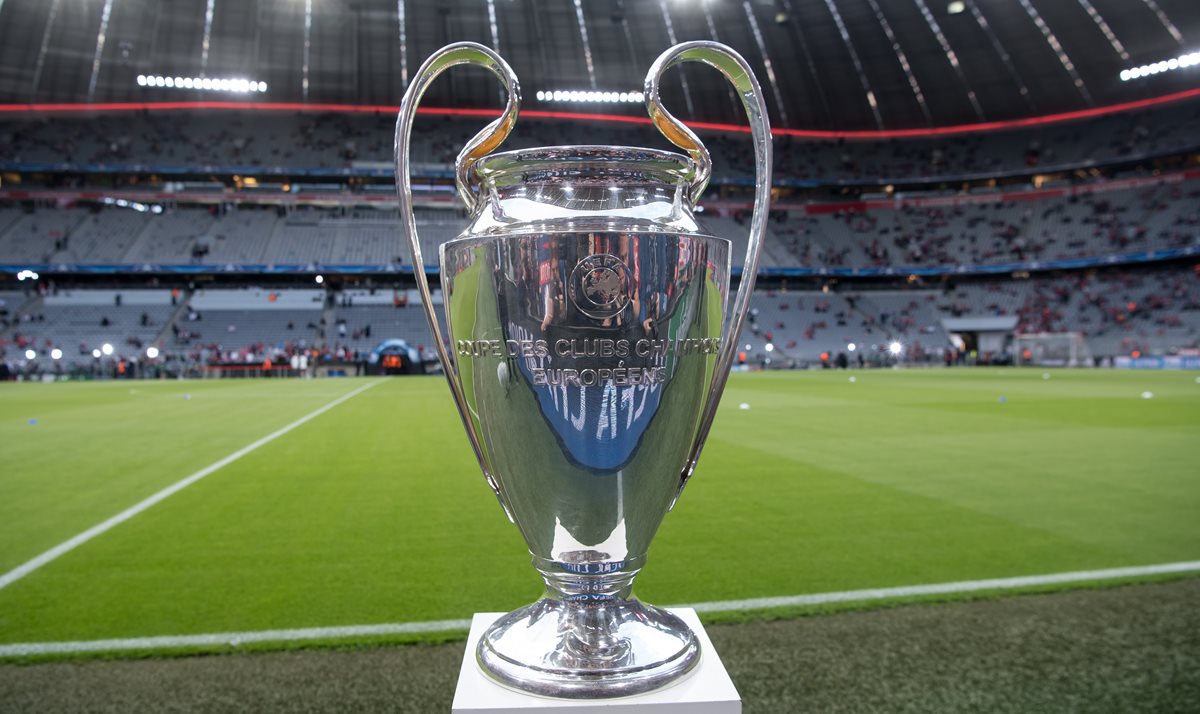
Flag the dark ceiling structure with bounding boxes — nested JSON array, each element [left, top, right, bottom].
[[0, 0, 1197, 131]]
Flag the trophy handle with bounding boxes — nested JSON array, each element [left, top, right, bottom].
[[644, 42, 773, 505], [395, 42, 520, 519]]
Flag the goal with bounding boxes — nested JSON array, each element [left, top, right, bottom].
[[1014, 332, 1092, 367]]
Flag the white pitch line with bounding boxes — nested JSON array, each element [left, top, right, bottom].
[[680, 560, 1200, 613], [0, 379, 382, 593], [0, 618, 473, 657], [0, 559, 1196, 658]]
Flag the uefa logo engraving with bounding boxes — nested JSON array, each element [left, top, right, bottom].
[[569, 253, 631, 320]]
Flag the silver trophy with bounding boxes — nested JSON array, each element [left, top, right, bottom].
[[396, 41, 771, 698]]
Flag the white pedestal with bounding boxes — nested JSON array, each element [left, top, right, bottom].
[[451, 608, 741, 714]]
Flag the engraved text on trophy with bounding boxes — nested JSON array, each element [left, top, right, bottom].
[[455, 337, 721, 386]]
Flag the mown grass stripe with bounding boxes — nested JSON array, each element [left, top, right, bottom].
[[2, 559, 1195, 657], [0, 380, 382, 594]]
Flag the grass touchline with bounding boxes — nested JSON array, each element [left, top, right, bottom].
[[2, 559, 1197, 658]]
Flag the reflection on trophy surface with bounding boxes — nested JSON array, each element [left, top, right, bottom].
[[397, 41, 771, 698]]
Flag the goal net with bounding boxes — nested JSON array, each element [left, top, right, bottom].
[[1014, 332, 1092, 367]]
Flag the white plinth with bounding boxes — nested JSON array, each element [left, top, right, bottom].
[[451, 607, 741, 714]]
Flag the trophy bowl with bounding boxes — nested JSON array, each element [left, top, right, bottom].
[[396, 42, 771, 699]]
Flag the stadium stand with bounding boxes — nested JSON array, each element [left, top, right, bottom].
[[778, 180, 1200, 269], [328, 290, 437, 357], [50, 209, 150, 264], [733, 266, 1200, 366], [2, 100, 1198, 376], [199, 207, 281, 265], [124, 207, 216, 263], [3, 175, 1195, 272], [6, 261, 1194, 373], [3, 100, 1198, 183], [2, 290, 174, 359], [179, 289, 324, 362], [0, 208, 85, 264]]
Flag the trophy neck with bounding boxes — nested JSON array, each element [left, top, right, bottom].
[[532, 553, 646, 603]]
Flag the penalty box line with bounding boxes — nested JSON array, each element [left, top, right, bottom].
[[1, 559, 1197, 657], [0, 379, 383, 594]]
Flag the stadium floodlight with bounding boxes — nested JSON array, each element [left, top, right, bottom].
[[101, 343, 114, 356], [539, 89, 645, 104], [24, 349, 36, 360], [146, 346, 160, 359], [888, 341, 903, 355], [50, 348, 63, 360], [847, 343, 856, 352], [1119, 50, 1200, 81], [136, 74, 268, 93]]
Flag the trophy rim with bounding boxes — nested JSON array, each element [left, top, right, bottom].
[[474, 145, 696, 182], [440, 228, 732, 249]]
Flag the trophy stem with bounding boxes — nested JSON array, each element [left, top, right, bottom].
[[476, 555, 701, 699]]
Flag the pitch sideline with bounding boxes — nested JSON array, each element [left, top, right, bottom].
[[1, 559, 1196, 657], [0, 379, 383, 594]]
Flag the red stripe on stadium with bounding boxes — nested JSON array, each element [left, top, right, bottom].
[[0, 88, 1199, 139]]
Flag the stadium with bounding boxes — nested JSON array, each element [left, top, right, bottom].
[[0, 0, 1198, 711]]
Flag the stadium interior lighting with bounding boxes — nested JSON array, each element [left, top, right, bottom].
[[50, 348, 63, 360], [146, 346, 160, 359], [101, 343, 114, 356], [5, 87, 1200, 140], [16, 269, 38, 281], [315, 274, 324, 284], [92, 349, 102, 358], [765, 343, 775, 352], [1119, 51, 1200, 82], [99, 197, 160, 213], [24, 349, 36, 360], [946, 1, 965, 14], [536, 90, 645, 104], [888, 341, 903, 355], [847, 343, 857, 352], [136, 75, 267, 93]]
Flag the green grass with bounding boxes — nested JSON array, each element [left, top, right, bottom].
[[0, 370, 1197, 656]]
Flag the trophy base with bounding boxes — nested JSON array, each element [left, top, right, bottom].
[[476, 597, 701, 699]]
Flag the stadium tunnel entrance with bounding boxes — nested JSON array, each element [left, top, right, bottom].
[[368, 339, 423, 375], [941, 317, 1019, 366]]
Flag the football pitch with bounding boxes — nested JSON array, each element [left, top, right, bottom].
[[0, 369, 1197, 659]]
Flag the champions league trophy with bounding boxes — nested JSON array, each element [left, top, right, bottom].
[[396, 41, 771, 698]]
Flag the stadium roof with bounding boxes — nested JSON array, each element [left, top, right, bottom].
[[0, 0, 1197, 131]]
